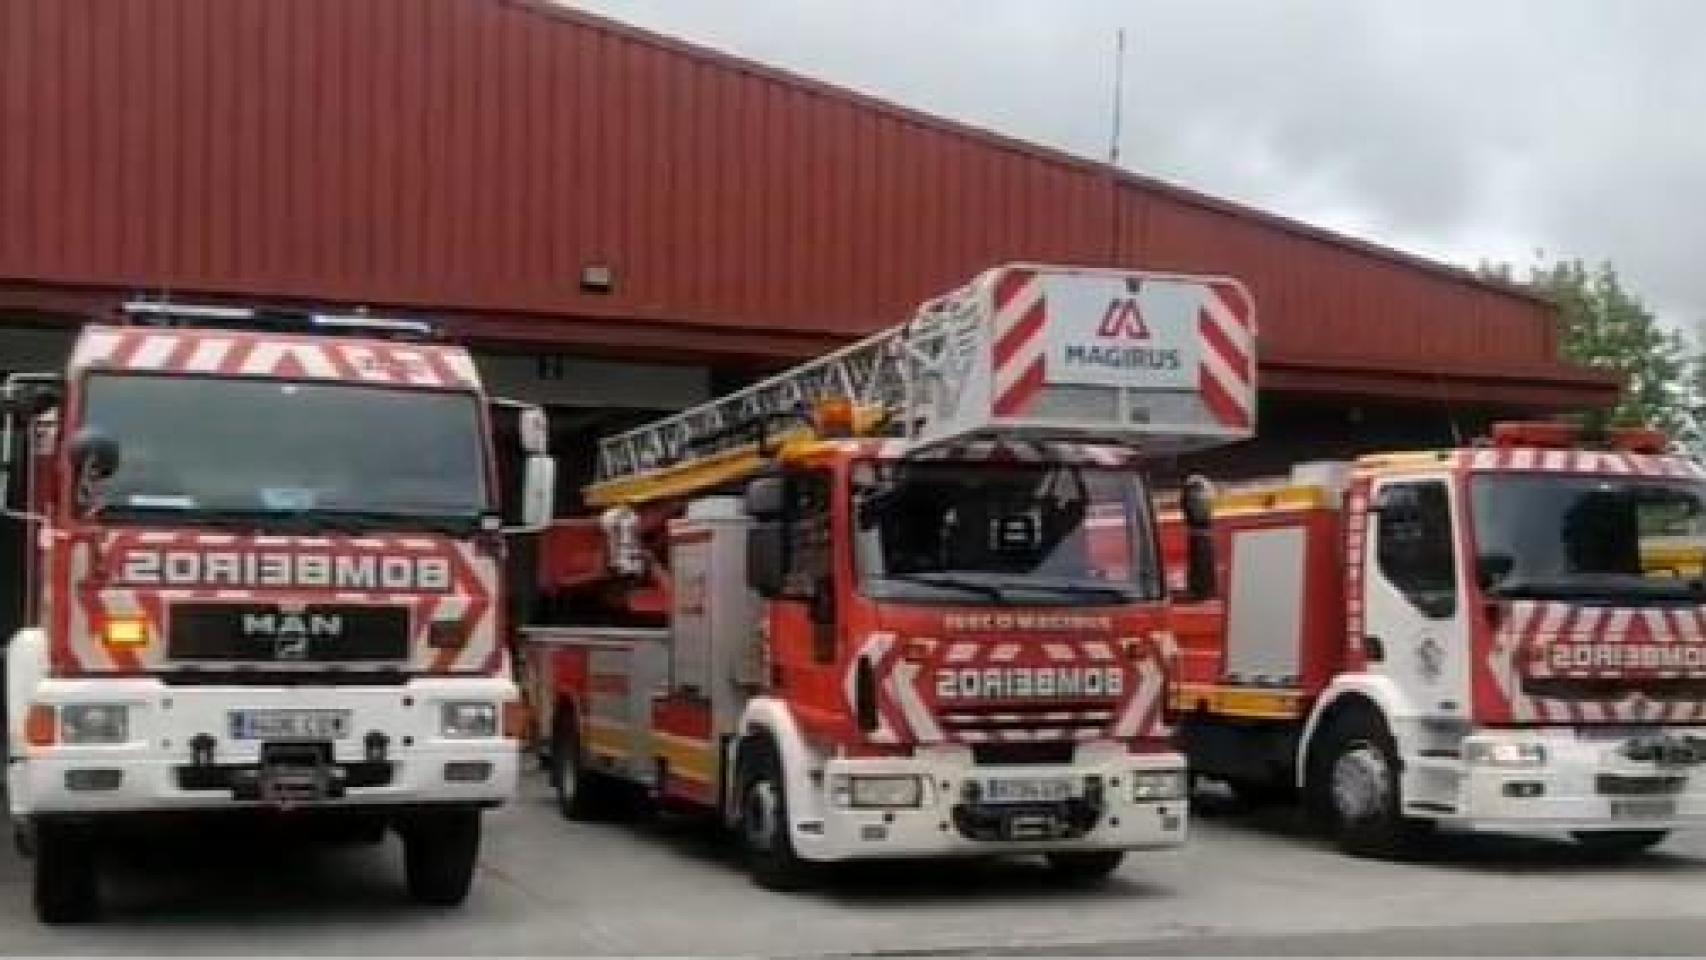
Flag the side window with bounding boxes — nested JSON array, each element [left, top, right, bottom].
[[782, 471, 832, 600], [1374, 480, 1457, 619]]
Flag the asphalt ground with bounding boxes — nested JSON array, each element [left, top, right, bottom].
[[5, 777, 1706, 956]]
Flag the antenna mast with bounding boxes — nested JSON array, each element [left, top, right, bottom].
[[1108, 28, 1127, 166]]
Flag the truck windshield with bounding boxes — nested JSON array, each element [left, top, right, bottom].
[[852, 460, 1158, 605], [78, 374, 489, 532], [1471, 474, 1706, 605]]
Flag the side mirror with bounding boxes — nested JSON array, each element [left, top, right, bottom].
[[1180, 475, 1218, 601], [748, 521, 786, 598], [69, 429, 120, 483], [745, 476, 785, 520], [1181, 474, 1215, 529], [517, 405, 548, 455], [510, 454, 556, 533]]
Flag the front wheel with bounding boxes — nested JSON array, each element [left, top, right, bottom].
[[402, 810, 481, 907], [33, 822, 99, 924], [1309, 713, 1432, 859], [738, 738, 814, 892], [1571, 829, 1669, 858], [1043, 851, 1125, 885]]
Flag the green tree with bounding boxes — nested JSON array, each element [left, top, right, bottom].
[[1481, 258, 1687, 434]]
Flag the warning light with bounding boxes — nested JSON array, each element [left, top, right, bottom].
[[101, 616, 150, 648], [25, 704, 56, 747], [814, 396, 856, 439], [1490, 421, 1579, 450]]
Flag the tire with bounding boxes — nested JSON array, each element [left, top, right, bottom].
[[402, 810, 481, 907], [737, 737, 814, 892], [552, 710, 617, 821], [1307, 712, 1431, 859], [1044, 851, 1125, 885], [1571, 829, 1669, 858], [33, 822, 99, 925]]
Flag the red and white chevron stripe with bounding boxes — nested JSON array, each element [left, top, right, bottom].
[[59, 531, 498, 675], [1198, 280, 1255, 431], [70, 326, 481, 390], [1463, 447, 1706, 479], [991, 268, 1048, 417], [1487, 600, 1706, 724]]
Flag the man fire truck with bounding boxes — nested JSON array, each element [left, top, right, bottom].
[[3, 302, 555, 922], [1162, 421, 1706, 858], [520, 263, 1256, 889]]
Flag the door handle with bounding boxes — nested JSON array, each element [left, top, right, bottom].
[[1362, 636, 1386, 663]]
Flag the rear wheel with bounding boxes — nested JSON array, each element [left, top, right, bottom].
[[1571, 829, 1669, 858], [552, 710, 616, 821], [1043, 851, 1125, 885], [738, 738, 814, 892], [402, 810, 481, 907], [33, 822, 99, 925], [1309, 712, 1432, 859]]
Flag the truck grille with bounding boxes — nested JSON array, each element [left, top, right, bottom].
[[1596, 774, 1687, 796], [941, 704, 1113, 743], [168, 604, 409, 663], [971, 742, 1075, 766]]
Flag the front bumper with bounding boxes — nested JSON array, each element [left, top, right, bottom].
[[789, 747, 1187, 862], [9, 676, 520, 817], [1446, 728, 1706, 830]]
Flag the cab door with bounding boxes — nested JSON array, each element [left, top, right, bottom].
[[1362, 477, 1472, 721]]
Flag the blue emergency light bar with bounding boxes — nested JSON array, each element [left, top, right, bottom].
[[119, 300, 438, 342]]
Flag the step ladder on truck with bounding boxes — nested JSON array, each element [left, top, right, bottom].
[[517, 263, 1257, 889], [3, 302, 556, 923], [1161, 421, 1706, 858]]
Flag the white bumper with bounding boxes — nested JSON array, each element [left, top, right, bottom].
[[788, 745, 1188, 862], [9, 676, 520, 818], [1441, 727, 1706, 831]]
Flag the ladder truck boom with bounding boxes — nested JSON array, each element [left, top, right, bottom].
[[586, 263, 1255, 507], [524, 263, 1257, 890]]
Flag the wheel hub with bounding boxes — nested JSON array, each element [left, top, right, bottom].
[[745, 779, 780, 851], [1331, 744, 1390, 821]]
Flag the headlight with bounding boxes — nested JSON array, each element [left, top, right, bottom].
[[1131, 769, 1186, 802], [829, 774, 924, 808], [60, 704, 129, 745], [440, 702, 498, 738], [1465, 741, 1547, 767]]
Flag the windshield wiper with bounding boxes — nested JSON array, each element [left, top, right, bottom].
[[1488, 574, 1704, 605], [305, 508, 482, 537], [884, 572, 1009, 602], [1002, 579, 1141, 603]]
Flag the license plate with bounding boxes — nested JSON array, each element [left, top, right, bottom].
[[229, 709, 350, 741], [1611, 798, 1677, 820], [983, 777, 1076, 804]]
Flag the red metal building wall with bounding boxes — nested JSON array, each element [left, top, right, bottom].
[[0, 0, 1610, 405]]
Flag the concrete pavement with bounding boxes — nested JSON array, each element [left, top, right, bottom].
[[3, 779, 1706, 955]]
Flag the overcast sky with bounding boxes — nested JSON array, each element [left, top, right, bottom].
[[572, 0, 1706, 328]]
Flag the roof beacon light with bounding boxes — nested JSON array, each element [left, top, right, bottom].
[[1490, 421, 1579, 450], [814, 396, 856, 439], [120, 300, 437, 341]]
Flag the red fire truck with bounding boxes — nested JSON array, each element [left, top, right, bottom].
[[520, 263, 1256, 888], [1161, 422, 1706, 857], [3, 302, 555, 922]]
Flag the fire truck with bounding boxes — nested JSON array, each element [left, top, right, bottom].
[[1161, 421, 1706, 858], [2, 302, 555, 922], [520, 263, 1256, 889]]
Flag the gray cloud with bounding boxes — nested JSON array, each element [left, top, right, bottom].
[[573, 0, 1706, 325]]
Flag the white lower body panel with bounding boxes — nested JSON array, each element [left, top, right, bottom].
[[9, 676, 520, 818], [789, 747, 1188, 862], [1407, 726, 1706, 832]]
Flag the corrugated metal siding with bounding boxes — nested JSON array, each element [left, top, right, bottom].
[[2, 0, 1575, 384]]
